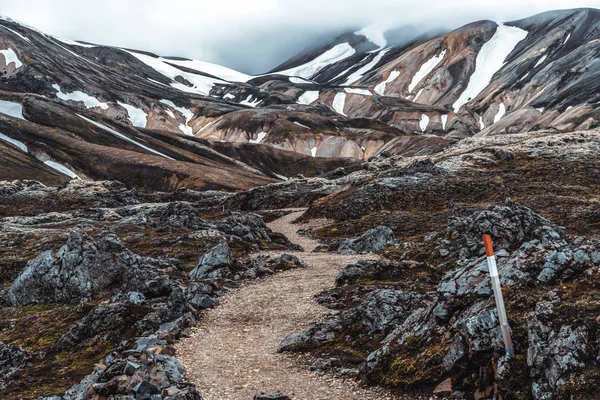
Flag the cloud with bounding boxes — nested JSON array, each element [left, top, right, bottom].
[[1, 0, 599, 74]]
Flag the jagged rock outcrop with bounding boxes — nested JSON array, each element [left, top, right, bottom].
[[337, 226, 399, 254], [335, 260, 387, 286], [218, 212, 272, 242], [0, 342, 30, 390], [189, 240, 235, 280], [284, 200, 600, 398], [7, 228, 168, 306], [62, 337, 202, 400]]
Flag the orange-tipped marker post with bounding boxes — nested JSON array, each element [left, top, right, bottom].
[[483, 234, 514, 357]]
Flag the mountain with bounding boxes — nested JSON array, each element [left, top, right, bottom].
[[1, 8, 599, 190]]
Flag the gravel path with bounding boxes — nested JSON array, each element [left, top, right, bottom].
[[175, 210, 402, 400]]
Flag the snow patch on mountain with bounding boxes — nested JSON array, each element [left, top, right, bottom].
[[494, 103, 506, 123], [240, 95, 261, 108], [343, 49, 390, 85], [408, 49, 446, 93], [0, 25, 31, 43], [78, 114, 174, 159], [355, 26, 387, 50], [54, 37, 95, 48], [126, 50, 225, 95], [117, 102, 148, 128], [224, 93, 235, 100], [332, 92, 347, 116], [413, 88, 424, 102], [441, 114, 448, 130], [452, 23, 528, 112], [164, 59, 251, 82], [0, 131, 27, 152], [289, 77, 313, 84], [159, 99, 194, 136], [563, 33, 571, 45], [53, 84, 108, 110], [44, 160, 81, 179], [419, 114, 430, 132], [293, 122, 310, 129], [275, 43, 356, 79], [311, 146, 317, 157], [374, 70, 400, 95], [479, 116, 485, 130], [298, 91, 319, 105], [534, 54, 548, 68], [344, 88, 371, 96], [0, 99, 24, 119], [0, 48, 22, 69], [274, 173, 288, 181], [249, 131, 267, 144]]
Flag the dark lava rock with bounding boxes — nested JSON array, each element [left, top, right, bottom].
[[218, 212, 272, 242], [444, 198, 564, 259], [527, 302, 588, 400], [309, 357, 341, 372], [6, 228, 168, 306], [342, 289, 422, 335], [337, 226, 399, 254], [254, 390, 291, 400], [0, 342, 30, 390], [336, 259, 387, 286], [56, 303, 129, 350], [189, 240, 235, 280]]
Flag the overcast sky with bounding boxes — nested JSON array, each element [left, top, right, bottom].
[[1, 0, 599, 74]]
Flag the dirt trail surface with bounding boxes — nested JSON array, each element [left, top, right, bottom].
[[175, 209, 401, 400]]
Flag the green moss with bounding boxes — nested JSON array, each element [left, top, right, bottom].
[[0, 305, 116, 400], [387, 355, 417, 384]]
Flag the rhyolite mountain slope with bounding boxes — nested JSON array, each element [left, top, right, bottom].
[[1, 8, 600, 190]]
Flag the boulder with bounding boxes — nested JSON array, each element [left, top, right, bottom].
[[189, 240, 235, 280], [337, 226, 399, 254], [342, 289, 421, 335], [254, 390, 290, 400], [336, 259, 386, 285], [7, 229, 162, 306], [527, 302, 588, 400], [0, 342, 30, 390], [218, 212, 271, 242]]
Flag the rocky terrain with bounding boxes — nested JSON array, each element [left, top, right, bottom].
[[1, 7, 600, 400]]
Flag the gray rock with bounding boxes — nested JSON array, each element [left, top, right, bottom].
[[189, 240, 235, 280], [254, 390, 290, 400], [527, 302, 588, 400], [460, 310, 505, 364], [7, 229, 162, 306], [343, 289, 419, 334], [189, 295, 215, 310], [277, 331, 312, 352], [133, 380, 161, 400], [336, 259, 386, 286], [309, 357, 341, 372], [57, 303, 128, 350], [0, 341, 30, 390], [218, 212, 271, 242], [443, 335, 466, 371], [337, 226, 399, 254]]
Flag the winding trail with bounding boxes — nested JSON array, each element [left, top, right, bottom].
[[175, 210, 399, 400]]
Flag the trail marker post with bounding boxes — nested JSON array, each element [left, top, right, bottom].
[[482, 233, 514, 357]]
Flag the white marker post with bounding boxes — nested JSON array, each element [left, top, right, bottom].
[[483, 234, 514, 357]]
